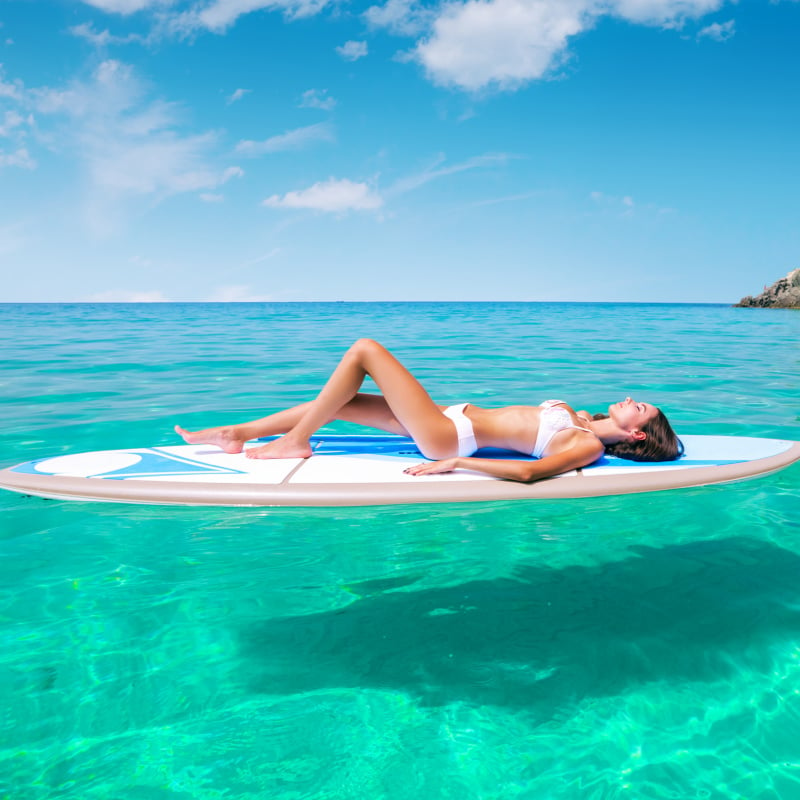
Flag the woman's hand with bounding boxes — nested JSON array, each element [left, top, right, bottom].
[[403, 458, 460, 476]]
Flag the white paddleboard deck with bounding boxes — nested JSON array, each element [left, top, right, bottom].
[[1, 434, 798, 507]]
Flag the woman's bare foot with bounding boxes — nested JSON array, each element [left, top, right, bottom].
[[245, 435, 313, 460], [174, 424, 247, 454]]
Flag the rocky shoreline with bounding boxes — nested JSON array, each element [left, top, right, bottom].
[[735, 268, 800, 308]]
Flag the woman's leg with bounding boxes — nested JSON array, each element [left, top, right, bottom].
[[175, 403, 315, 454], [246, 338, 456, 459], [175, 392, 411, 453]]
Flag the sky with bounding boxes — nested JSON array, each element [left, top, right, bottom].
[[0, 0, 798, 302]]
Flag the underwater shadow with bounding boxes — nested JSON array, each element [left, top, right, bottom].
[[242, 537, 800, 716]]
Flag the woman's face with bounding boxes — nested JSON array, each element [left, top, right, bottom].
[[609, 397, 659, 432]]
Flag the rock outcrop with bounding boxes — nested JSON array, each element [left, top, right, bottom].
[[735, 268, 800, 308]]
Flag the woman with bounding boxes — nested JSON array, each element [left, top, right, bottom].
[[175, 338, 682, 483]]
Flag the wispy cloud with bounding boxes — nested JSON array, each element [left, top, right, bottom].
[[0, 67, 23, 100], [226, 87, 250, 104], [0, 110, 27, 137], [80, 0, 165, 13], [298, 88, 336, 110], [697, 19, 735, 41], [590, 190, 674, 217], [263, 178, 383, 212], [0, 105, 35, 171], [336, 40, 368, 61], [23, 59, 242, 232], [0, 147, 35, 169], [69, 22, 147, 46], [235, 122, 334, 156], [364, 0, 434, 36], [389, 152, 512, 195], [161, 0, 335, 36], [590, 190, 635, 216]]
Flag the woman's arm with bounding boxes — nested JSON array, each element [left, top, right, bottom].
[[403, 437, 604, 483]]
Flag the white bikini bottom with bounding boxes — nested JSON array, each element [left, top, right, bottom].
[[443, 403, 478, 457]]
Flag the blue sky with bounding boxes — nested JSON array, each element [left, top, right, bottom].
[[0, 0, 798, 302]]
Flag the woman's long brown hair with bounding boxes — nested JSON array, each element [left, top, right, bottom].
[[593, 409, 683, 462]]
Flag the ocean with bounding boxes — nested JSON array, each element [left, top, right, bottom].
[[1, 302, 799, 799]]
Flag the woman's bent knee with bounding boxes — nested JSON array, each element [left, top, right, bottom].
[[348, 338, 386, 363], [351, 337, 382, 353]]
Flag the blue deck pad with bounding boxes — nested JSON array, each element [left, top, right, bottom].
[[265, 434, 744, 468]]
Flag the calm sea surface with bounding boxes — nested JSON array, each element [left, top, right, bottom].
[[1, 302, 799, 799]]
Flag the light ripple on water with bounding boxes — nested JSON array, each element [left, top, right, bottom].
[[0, 303, 799, 798]]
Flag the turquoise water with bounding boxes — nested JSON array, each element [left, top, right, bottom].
[[1, 302, 799, 800]]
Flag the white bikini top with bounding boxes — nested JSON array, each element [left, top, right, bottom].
[[532, 400, 592, 458]]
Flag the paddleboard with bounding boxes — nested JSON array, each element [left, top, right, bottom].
[[1, 433, 798, 507]]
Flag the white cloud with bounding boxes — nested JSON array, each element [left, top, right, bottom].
[[414, 0, 589, 91], [200, 192, 224, 201], [0, 76, 35, 169], [263, 178, 383, 212], [609, 0, 723, 25], [89, 130, 225, 195], [0, 60, 243, 233], [84, 289, 170, 301], [413, 0, 726, 91], [208, 284, 274, 301], [0, 59, 245, 227], [298, 88, 336, 110], [33, 59, 145, 117], [80, 0, 168, 12], [226, 87, 251, 104], [697, 19, 735, 40], [364, 0, 434, 35], [235, 122, 334, 155], [27, 60, 241, 229], [221, 165, 244, 181], [0, 68, 22, 100], [0, 110, 25, 137], [69, 22, 146, 46], [0, 147, 35, 169], [164, 0, 334, 35], [336, 40, 368, 60]]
